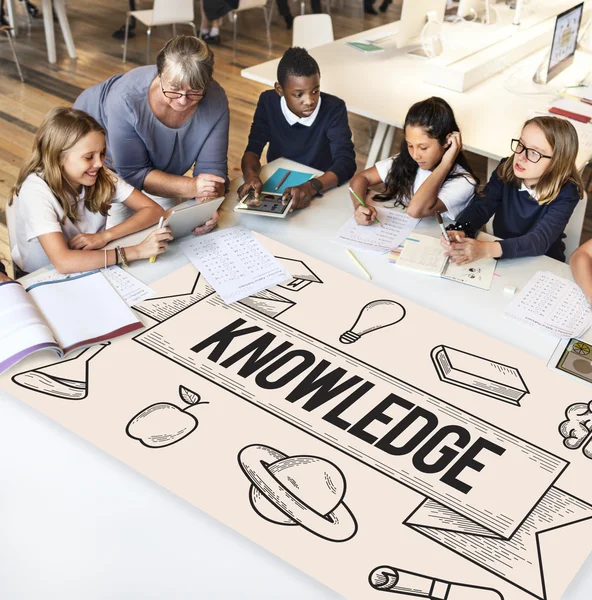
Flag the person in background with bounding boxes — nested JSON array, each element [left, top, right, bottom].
[[1, 0, 39, 27], [112, 0, 136, 39], [74, 35, 227, 228], [7, 107, 169, 276], [442, 116, 583, 265], [238, 47, 355, 211], [350, 97, 477, 224]]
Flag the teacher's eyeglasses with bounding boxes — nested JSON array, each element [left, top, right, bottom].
[[160, 77, 206, 101], [511, 139, 552, 164]]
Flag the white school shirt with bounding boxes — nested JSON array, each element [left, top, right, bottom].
[[7, 171, 134, 274], [374, 157, 475, 220], [280, 95, 322, 127]]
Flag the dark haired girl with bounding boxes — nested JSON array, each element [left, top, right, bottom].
[[350, 97, 477, 224]]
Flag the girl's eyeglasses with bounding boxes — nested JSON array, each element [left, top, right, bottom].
[[511, 139, 552, 164]]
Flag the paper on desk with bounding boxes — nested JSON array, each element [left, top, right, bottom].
[[100, 266, 155, 307], [334, 208, 420, 253], [180, 226, 290, 305], [551, 97, 592, 119], [504, 271, 592, 338]]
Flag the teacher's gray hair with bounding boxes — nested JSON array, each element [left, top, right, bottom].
[[156, 36, 214, 90]]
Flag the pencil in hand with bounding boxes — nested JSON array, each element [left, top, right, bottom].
[[349, 186, 382, 226], [150, 216, 165, 263]]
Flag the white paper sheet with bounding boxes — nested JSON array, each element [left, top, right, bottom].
[[101, 267, 154, 307], [396, 233, 447, 275], [442, 256, 497, 291], [505, 271, 592, 338], [333, 207, 420, 253], [179, 226, 290, 304]]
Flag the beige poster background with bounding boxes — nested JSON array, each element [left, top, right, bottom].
[[2, 233, 592, 600]]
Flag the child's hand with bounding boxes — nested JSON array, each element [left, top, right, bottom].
[[192, 173, 226, 200], [442, 131, 462, 167], [192, 210, 219, 236], [443, 236, 487, 265], [237, 177, 263, 201], [354, 204, 377, 226], [68, 231, 109, 250], [284, 182, 314, 211], [136, 226, 173, 259], [440, 229, 465, 249]]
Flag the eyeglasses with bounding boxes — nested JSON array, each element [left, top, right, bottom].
[[160, 77, 206, 101], [511, 139, 552, 164]]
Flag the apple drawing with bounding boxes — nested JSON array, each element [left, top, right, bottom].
[[126, 385, 208, 448]]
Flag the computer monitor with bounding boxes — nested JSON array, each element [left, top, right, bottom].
[[397, 0, 447, 48], [546, 2, 584, 82]]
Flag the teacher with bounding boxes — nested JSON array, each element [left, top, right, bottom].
[[74, 35, 227, 231]]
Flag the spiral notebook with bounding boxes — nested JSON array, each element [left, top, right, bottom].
[[395, 233, 496, 290]]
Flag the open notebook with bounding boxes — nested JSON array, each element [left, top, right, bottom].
[[395, 233, 497, 290], [0, 271, 143, 374]]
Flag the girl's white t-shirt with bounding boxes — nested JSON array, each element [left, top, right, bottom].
[[7, 171, 134, 274], [374, 156, 475, 220]]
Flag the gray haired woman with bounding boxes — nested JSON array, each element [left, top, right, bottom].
[[74, 36, 227, 232]]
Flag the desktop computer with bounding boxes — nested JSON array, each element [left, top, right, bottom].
[[396, 0, 447, 49]]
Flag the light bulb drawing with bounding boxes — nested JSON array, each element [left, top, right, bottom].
[[339, 300, 406, 344]]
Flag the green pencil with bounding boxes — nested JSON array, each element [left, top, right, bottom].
[[349, 186, 382, 226]]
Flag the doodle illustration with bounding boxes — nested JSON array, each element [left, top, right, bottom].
[[558, 401, 592, 459], [11, 343, 109, 400], [369, 565, 504, 599], [339, 300, 405, 344], [126, 385, 209, 448], [238, 444, 357, 542], [276, 257, 323, 291], [405, 488, 592, 600], [554, 338, 592, 384], [431, 345, 529, 405], [133, 273, 215, 323]]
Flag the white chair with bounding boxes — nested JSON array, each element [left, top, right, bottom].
[[0, 26, 24, 82], [292, 14, 333, 48], [564, 191, 588, 260], [230, 0, 272, 62], [122, 0, 197, 64]]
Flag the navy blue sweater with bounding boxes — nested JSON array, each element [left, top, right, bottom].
[[456, 159, 581, 262], [245, 90, 356, 185]]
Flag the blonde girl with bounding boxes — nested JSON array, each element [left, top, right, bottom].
[[443, 116, 584, 264], [7, 107, 171, 276]]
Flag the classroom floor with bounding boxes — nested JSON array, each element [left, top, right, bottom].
[[1, 0, 591, 279]]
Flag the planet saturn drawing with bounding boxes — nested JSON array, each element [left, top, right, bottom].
[[238, 444, 358, 542]]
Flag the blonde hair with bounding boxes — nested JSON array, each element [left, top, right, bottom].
[[10, 107, 116, 223], [156, 35, 214, 90], [499, 116, 584, 205]]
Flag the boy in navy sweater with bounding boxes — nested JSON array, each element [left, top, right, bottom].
[[238, 47, 356, 211]]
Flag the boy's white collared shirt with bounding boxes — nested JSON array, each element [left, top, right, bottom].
[[280, 96, 322, 127]]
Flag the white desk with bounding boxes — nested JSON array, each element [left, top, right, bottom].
[[6, 0, 76, 64], [1, 159, 591, 599], [242, 14, 592, 174]]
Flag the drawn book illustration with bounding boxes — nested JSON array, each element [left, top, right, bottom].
[[431, 345, 529, 405], [396, 233, 497, 290], [0, 272, 142, 374]]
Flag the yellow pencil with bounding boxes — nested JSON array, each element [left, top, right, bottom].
[[149, 216, 165, 263], [345, 248, 372, 280]]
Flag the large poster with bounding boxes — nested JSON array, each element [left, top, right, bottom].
[[2, 234, 592, 600]]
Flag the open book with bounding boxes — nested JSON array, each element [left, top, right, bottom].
[[0, 271, 143, 374], [395, 233, 497, 290]]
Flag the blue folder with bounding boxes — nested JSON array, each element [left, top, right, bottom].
[[261, 168, 314, 195]]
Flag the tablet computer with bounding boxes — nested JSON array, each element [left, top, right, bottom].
[[165, 197, 225, 239], [234, 192, 294, 218]]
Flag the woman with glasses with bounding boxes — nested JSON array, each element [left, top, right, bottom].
[[442, 116, 584, 264], [73, 36, 227, 232]]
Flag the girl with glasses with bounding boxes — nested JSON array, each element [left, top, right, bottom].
[[443, 116, 584, 264]]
